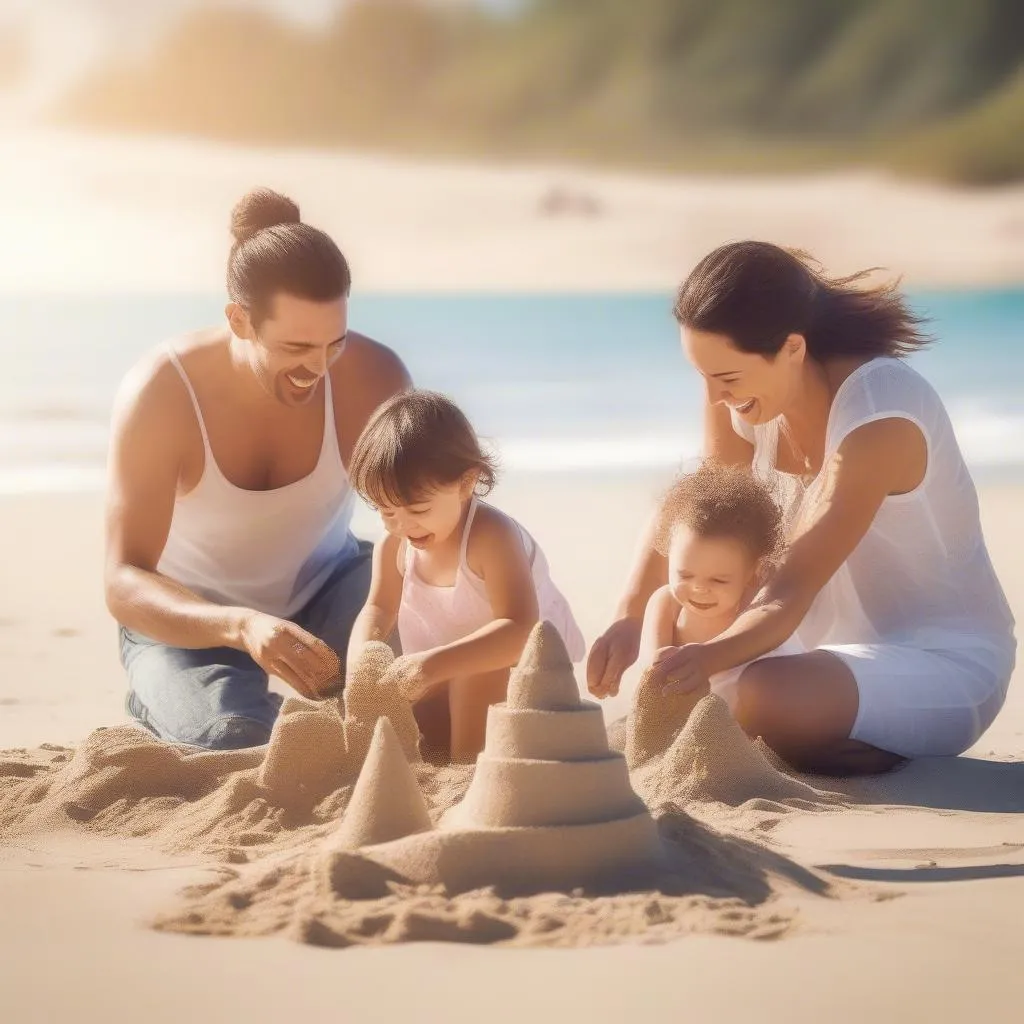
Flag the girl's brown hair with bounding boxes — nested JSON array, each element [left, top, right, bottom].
[[349, 390, 498, 508], [655, 460, 783, 564], [673, 240, 931, 360]]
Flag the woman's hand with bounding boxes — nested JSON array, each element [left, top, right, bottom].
[[587, 616, 644, 699], [650, 643, 713, 697]]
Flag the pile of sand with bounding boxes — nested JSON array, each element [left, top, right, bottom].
[[626, 666, 848, 824], [0, 624, 857, 948]]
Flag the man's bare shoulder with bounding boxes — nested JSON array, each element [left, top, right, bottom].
[[113, 330, 220, 429], [335, 331, 411, 397]]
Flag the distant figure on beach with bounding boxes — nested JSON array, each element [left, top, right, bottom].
[[345, 390, 584, 762], [538, 184, 603, 218], [589, 242, 1016, 775], [638, 460, 802, 708], [105, 188, 410, 749]]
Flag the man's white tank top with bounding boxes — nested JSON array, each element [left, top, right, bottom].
[[732, 357, 1015, 665], [157, 347, 360, 619]]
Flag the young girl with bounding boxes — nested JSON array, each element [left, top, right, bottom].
[[639, 460, 801, 708], [345, 389, 585, 762]]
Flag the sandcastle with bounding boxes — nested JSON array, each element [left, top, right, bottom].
[[322, 622, 667, 897], [1, 621, 848, 948]]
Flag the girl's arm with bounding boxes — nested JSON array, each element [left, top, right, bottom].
[[654, 417, 927, 690], [345, 532, 403, 671], [637, 585, 681, 669], [418, 511, 539, 683]]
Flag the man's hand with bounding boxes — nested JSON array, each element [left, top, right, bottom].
[[586, 616, 643, 699], [239, 612, 340, 700], [650, 643, 712, 697]]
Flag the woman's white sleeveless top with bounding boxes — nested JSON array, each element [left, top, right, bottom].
[[732, 357, 1015, 666]]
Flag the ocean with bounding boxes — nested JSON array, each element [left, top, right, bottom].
[[0, 290, 1021, 493]]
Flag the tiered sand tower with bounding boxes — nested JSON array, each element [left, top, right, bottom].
[[325, 622, 666, 897]]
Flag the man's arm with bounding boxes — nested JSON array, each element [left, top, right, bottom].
[[104, 357, 336, 698], [333, 332, 412, 456], [103, 357, 252, 649]]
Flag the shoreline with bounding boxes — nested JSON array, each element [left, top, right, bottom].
[[3, 461, 1024, 500]]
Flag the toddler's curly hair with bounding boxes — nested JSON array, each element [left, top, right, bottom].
[[655, 460, 784, 563]]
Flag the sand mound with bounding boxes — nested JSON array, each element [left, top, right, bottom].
[[0, 641, 433, 852], [624, 665, 706, 770], [634, 695, 847, 812], [343, 641, 422, 764], [1, 623, 860, 948]]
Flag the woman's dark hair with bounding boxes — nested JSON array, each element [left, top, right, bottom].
[[655, 460, 783, 564], [673, 241, 930, 359], [349, 390, 498, 508], [227, 188, 351, 326]]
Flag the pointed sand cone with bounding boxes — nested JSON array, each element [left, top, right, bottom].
[[331, 717, 432, 850], [506, 621, 581, 711]]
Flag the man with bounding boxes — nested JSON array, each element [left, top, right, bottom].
[[105, 188, 409, 749]]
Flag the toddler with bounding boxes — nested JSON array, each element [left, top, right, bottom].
[[346, 390, 584, 762], [640, 460, 801, 707]]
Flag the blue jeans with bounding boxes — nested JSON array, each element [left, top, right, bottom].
[[121, 541, 373, 750]]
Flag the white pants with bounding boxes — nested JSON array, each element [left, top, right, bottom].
[[824, 641, 1014, 758]]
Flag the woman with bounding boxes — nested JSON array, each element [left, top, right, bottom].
[[588, 241, 1015, 774]]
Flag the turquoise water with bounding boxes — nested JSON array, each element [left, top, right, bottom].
[[0, 290, 1021, 492]]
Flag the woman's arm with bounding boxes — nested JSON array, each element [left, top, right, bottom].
[[585, 507, 666, 696], [654, 417, 927, 691], [704, 397, 755, 465], [346, 532, 403, 669]]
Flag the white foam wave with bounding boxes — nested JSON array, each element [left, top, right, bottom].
[[1, 414, 1022, 494]]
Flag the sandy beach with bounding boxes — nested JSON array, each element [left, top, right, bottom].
[[1, 130, 1023, 295], [1, 473, 1022, 1022], [0, 124, 1022, 1021]]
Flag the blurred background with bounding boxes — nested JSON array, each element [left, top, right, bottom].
[[0, 0, 1022, 493], [6, 0, 1024, 182]]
